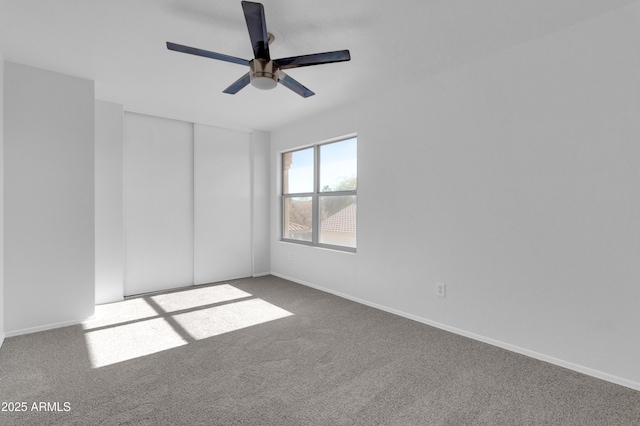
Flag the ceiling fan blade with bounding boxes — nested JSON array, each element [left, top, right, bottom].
[[278, 71, 315, 98], [166, 42, 249, 66], [241, 1, 270, 60], [276, 50, 351, 70], [223, 72, 251, 94]]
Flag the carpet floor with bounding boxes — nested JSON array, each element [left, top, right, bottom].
[[0, 275, 638, 425]]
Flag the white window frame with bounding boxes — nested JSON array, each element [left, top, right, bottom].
[[281, 135, 357, 252]]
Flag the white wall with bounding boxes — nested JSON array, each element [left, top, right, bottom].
[[4, 62, 95, 335], [0, 56, 5, 346], [95, 100, 124, 304], [270, 4, 640, 389], [251, 130, 271, 276]]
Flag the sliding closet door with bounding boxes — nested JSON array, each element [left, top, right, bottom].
[[194, 125, 251, 284], [124, 113, 194, 295]]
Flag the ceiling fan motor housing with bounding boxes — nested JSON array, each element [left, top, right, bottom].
[[250, 58, 278, 90]]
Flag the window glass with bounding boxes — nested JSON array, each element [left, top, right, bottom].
[[283, 147, 314, 194], [319, 196, 356, 248], [283, 197, 313, 242], [319, 138, 357, 192]]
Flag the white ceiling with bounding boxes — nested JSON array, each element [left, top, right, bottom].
[[0, 0, 637, 131]]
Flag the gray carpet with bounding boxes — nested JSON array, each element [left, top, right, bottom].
[[1, 275, 638, 425]]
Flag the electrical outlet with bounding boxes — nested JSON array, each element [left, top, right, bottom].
[[436, 283, 446, 298], [287, 251, 292, 261]]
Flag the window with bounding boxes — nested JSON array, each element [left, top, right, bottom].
[[282, 136, 357, 251]]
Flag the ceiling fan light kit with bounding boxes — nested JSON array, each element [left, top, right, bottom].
[[250, 58, 278, 90], [167, 1, 351, 98]]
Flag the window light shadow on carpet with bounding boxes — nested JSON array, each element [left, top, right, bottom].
[[82, 285, 293, 368]]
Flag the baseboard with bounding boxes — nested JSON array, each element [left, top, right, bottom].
[[0, 333, 4, 350], [96, 295, 125, 305], [252, 272, 271, 278], [271, 272, 640, 392], [4, 318, 88, 338]]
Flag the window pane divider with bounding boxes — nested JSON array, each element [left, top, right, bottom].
[[318, 190, 357, 196], [283, 192, 314, 197]]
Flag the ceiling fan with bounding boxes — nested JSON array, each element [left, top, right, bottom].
[[166, 1, 351, 98]]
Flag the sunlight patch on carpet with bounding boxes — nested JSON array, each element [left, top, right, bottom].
[[150, 284, 252, 313], [84, 317, 188, 368], [83, 298, 158, 330], [172, 298, 293, 340], [82, 284, 293, 368]]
